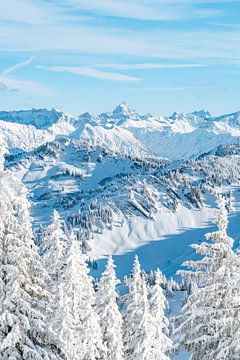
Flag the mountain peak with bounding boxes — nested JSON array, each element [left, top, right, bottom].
[[113, 102, 131, 114], [112, 102, 138, 118], [169, 110, 211, 121], [192, 110, 211, 118], [78, 112, 95, 122]]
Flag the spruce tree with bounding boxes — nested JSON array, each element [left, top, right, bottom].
[[96, 256, 124, 360], [54, 232, 84, 359], [174, 196, 240, 359], [41, 210, 67, 336], [0, 167, 65, 359], [41, 209, 67, 284], [149, 269, 172, 360], [74, 238, 105, 359], [123, 255, 152, 360]]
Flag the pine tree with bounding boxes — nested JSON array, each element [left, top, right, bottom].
[[41, 210, 68, 337], [174, 196, 240, 359], [41, 209, 67, 284], [96, 256, 124, 360], [149, 269, 172, 360], [123, 255, 152, 360], [53, 232, 85, 359], [0, 147, 4, 171], [73, 238, 105, 359], [0, 167, 65, 359]]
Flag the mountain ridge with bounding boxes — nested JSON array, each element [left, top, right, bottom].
[[1, 103, 240, 160]]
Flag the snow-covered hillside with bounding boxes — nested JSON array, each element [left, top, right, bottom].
[[2, 103, 240, 280]]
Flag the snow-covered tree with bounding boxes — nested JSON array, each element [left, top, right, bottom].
[[41, 209, 67, 283], [0, 147, 4, 172], [0, 167, 65, 359], [41, 210, 68, 336], [174, 196, 240, 359], [53, 232, 85, 359], [149, 269, 172, 360], [166, 277, 179, 296], [73, 238, 105, 359], [96, 256, 123, 360], [123, 255, 152, 360]]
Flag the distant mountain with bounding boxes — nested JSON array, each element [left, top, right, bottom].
[[1, 103, 240, 160], [0, 108, 64, 129]]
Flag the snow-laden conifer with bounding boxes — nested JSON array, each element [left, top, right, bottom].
[[149, 269, 172, 360], [0, 147, 4, 172], [174, 196, 240, 359], [41, 209, 67, 283], [0, 166, 65, 359], [41, 209, 68, 336], [96, 256, 123, 360], [123, 255, 152, 360], [53, 232, 85, 359], [75, 237, 105, 359]]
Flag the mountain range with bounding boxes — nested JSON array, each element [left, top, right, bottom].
[[2, 102, 240, 279], [2, 102, 240, 159]]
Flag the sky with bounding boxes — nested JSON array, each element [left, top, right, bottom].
[[0, 0, 240, 116]]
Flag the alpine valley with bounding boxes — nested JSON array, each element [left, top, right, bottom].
[[2, 102, 240, 280]]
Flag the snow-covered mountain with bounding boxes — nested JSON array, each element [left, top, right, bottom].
[[0, 108, 66, 128], [1, 103, 240, 159], [2, 103, 240, 279]]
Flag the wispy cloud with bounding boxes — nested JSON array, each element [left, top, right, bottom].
[[68, 0, 177, 21], [36, 65, 141, 82], [95, 63, 206, 70], [0, 74, 50, 94], [0, 0, 239, 64], [68, 0, 223, 21], [0, 0, 66, 26], [124, 85, 198, 92], [123, 82, 225, 92], [0, 56, 51, 94], [0, 0, 232, 26], [2, 56, 36, 75]]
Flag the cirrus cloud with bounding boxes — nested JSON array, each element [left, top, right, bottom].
[[36, 65, 141, 82], [0, 56, 52, 95], [2, 56, 36, 75], [94, 63, 206, 70]]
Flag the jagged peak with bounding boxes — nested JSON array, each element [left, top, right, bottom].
[[0, 108, 64, 129], [78, 112, 95, 122], [168, 112, 186, 120], [169, 110, 211, 121], [112, 102, 134, 116], [112, 102, 142, 120], [192, 110, 211, 118], [97, 102, 140, 123]]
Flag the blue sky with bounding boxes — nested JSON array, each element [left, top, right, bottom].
[[0, 0, 240, 116]]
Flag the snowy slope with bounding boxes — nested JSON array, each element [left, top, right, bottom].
[[2, 103, 240, 283], [0, 109, 76, 152], [0, 120, 53, 152], [3, 104, 240, 360], [5, 133, 240, 277]]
